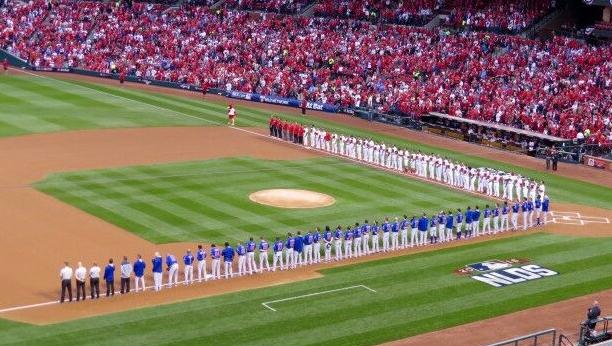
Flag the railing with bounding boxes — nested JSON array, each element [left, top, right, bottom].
[[487, 328, 557, 346], [559, 334, 575, 346]]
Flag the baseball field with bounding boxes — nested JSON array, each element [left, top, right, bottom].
[[0, 70, 611, 345]]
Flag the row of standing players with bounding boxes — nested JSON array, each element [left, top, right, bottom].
[[59, 197, 550, 302], [269, 116, 547, 204]]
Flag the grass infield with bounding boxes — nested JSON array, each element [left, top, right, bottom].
[[35, 157, 491, 244], [1, 233, 612, 345], [0, 73, 610, 209]]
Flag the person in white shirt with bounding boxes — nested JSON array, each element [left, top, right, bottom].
[[120, 256, 132, 294], [74, 262, 87, 301], [89, 262, 101, 299], [59, 262, 73, 303]]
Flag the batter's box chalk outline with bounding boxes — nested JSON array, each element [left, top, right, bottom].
[[261, 284, 376, 312]]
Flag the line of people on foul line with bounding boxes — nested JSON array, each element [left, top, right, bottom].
[[58, 197, 551, 303], [269, 116, 547, 203]]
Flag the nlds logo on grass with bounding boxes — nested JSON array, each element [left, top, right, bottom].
[[455, 259, 558, 288]]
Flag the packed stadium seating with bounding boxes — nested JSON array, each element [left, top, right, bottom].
[[445, 0, 555, 34], [226, 0, 313, 14], [0, 0, 610, 143], [314, 0, 438, 26]]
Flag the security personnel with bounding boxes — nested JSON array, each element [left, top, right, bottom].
[[103, 258, 115, 297], [74, 262, 87, 301], [133, 254, 146, 292], [59, 262, 73, 303], [89, 262, 101, 299]]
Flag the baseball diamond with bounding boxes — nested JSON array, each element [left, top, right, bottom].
[[1, 3, 612, 345]]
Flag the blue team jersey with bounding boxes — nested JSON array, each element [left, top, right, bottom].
[[521, 202, 528, 212], [166, 255, 177, 267], [211, 247, 221, 259], [273, 241, 283, 252], [196, 249, 206, 261], [247, 241, 256, 252], [503, 205, 510, 214], [344, 230, 353, 240], [446, 215, 454, 228], [535, 199, 542, 209], [294, 236, 304, 252], [391, 222, 399, 233], [430, 216, 437, 227], [438, 215, 444, 224], [542, 198, 549, 212], [410, 218, 418, 229], [473, 210, 480, 220], [418, 217, 429, 231], [222, 247, 234, 262], [334, 229, 342, 239], [484, 209, 491, 218], [465, 211, 472, 223], [303, 234, 312, 245], [152, 257, 163, 273], [236, 245, 246, 256], [286, 237, 294, 249], [400, 219, 408, 230], [456, 213, 463, 223], [363, 224, 371, 234], [259, 240, 269, 251], [527, 201, 534, 211], [382, 222, 390, 232], [372, 225, 379, 235], [183, 254, 194, 265], [313, 232, 320, 243], [494, 208, 500, 217], [324, 231, 332, 241]]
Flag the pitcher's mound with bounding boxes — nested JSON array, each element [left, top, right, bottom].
[[249, 189, 336, 209]]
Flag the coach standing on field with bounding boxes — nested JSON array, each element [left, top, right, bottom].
[[59, 262, 73, 303], [74, 262, 87, 301]]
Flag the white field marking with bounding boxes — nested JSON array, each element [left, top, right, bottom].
[[549, 211, 610, 226], [261, 285, 376, 312]]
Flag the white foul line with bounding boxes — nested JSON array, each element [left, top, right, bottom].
[[261, 285, 376, 312]]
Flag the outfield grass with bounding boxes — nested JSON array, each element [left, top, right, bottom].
[[35, 157, 491, 244], [1, 233, 612, 345], [2, 74, 610, 208]]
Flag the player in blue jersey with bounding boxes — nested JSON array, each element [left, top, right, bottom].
[[334, 226, 343, 260], [272, 237, 284, 271], [542, 195, 550, 224], [196, 245, 207, 283], [464, 207, 473, 238], [511, 200, 520, 231], [183, 250, 194, 285], [303, 231, 313, 265], [313, 227, 322, 263], [521, 198, 529, 230], [344, 226, 353, 259], [391, 217, 401, 251], [418, 213, 429, 245], [410, 216, 418, 247], [382, 218, 391, 252], [482, 205, 492, 235], [472, 206, 481, 237], [429, 214, 437, 244], [527, 198, 534, 228], [445, 210, 454, 241], [221, 242, 234, 279], [534, 195, 542, 226], [236, 242, 246, 276], [371, 221, 380, 253], [400, 215, 409, 248], [362, 221, 371, 255], [259, 237, 270, 272], [455, 208, 463, 240], [293, 231, 304, 268], [285, 233, 295, 269], [353, 223, 362, 257], [323, 226, 333, 262], [437, 212, 446, 242], [492, 203, 500, 234], [210, 244, 221, 280], [246, 237, 258, 274], [502, 201, 511, 232]]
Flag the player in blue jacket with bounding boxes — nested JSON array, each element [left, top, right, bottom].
[[542, 195, 550, 224], [511, 201, 520, 231], [221, 242, 234, 279], [293, 231, 304, 268], [465, 207, 473, 238], [103, 258, 115, 297], [152, 252, 163, 291], [133, 254, 146, 292], [534, 195, 542, 226], [455, 208, 463, 240], [526, 198, 534, 228], [472, 206, 481, 237], [303, 231, 313, 265], [417, 213, 429, 246], [445, 211, 454, 241]]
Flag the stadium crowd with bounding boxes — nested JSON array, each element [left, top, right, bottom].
[[226, 0, 312, 14], [446, 0, 556, 34], [314, 0, 439, 26], [0, 0, 610, 144]]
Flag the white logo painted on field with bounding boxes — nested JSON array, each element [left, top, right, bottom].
[[549, 211, 610, 226]]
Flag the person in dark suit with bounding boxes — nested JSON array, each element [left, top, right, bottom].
[[587, 301, 601, 330], [103, 258, 115, 297]]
